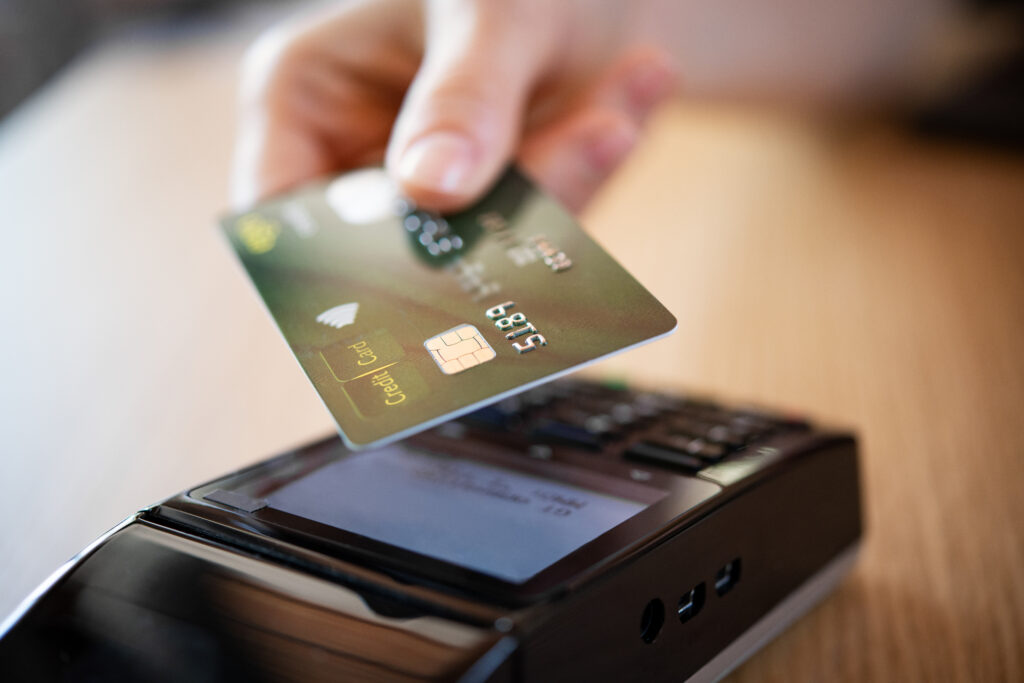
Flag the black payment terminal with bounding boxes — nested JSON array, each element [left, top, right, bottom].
[[0, 379, 862, 682]]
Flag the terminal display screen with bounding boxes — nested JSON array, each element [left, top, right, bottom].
[[266, 446, 665, 583]]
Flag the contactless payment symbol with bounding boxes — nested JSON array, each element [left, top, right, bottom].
[[316, 303, 359, 329], [424, 325, 496, 375]]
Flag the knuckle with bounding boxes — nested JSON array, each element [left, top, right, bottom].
[[428, 75, 503, 116], [239, 26, 312, 107], [414, 82, 505, 142]]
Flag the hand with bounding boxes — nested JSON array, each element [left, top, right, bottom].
[[232, 0, 675, 213]]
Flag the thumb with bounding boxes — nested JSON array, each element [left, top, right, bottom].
[[386, 0, 559, 212]]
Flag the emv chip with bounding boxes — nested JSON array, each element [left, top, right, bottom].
[[424, 324, 496, 375]]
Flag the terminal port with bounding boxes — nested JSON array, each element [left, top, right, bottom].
[[677, 582, 706, 623], [715, 558, 742, 596], [640, 598, 665, 644]]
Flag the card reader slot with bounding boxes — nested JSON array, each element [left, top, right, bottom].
[[623, 442, 705, 473]]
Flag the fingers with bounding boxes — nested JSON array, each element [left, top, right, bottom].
[[587, 47, 679, 123], [232, 113, 333, 210], [232, 0, 673, 216], [519, 47, 676, 212], [386, 0, 562, 212], [519, 109, 639, 214], [231, 1, 422, 209], [232, 7, 363, 210]]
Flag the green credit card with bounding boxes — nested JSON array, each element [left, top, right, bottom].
[[221, 167, 676, 449]]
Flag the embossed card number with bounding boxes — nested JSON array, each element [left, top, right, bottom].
[[485, 301, 547, 354]]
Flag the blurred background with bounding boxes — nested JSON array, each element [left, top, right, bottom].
[[1, 1, 1022, 681], [3, 0, 1024, 139], [1, 0, 239, 118]]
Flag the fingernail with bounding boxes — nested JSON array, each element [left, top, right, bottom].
[[396, 132, 476, 195], [625, 59, 676, 112]]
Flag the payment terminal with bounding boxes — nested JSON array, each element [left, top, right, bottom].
[[0, 379, 862, 682]]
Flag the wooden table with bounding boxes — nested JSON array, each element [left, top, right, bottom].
[[1, 7, 1021, 681]]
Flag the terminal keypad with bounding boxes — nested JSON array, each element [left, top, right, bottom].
[[457, 380, 809, 474]]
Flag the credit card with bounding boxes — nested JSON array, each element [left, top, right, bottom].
[[221, 167, 676, 449]]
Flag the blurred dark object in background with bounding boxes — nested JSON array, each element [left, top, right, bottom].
[[911, 0, 1024, 150], [913, 46, 1024, 150], [0, 0, 90, 118], [0, 0, 247, 120]]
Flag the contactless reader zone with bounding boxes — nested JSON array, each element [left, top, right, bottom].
[[0, 380, 863, 682]]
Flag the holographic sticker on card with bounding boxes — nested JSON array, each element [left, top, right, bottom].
[[220, 166, 676, 449]]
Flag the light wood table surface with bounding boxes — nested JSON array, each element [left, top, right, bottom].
[[1, 7, 1022, 681]]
